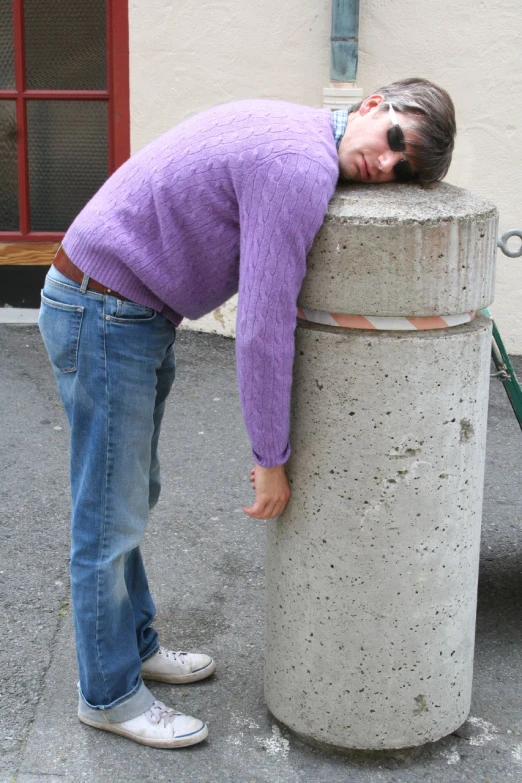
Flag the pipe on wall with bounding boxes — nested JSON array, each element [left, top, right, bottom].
[[330, 0, 359, 83]]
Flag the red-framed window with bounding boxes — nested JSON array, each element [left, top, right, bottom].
[[0, 0, 129, 244]]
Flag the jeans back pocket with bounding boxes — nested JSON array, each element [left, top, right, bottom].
[[105, 297, 157, 323], [39, 292, 85, 373]]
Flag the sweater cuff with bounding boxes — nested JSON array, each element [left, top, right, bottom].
[[252, 441, 291, 468]]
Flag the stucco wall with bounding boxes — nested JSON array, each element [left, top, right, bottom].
[[129, 0, 522, 351], [357, 0, 522, 352], [129, 0, 331, 146]]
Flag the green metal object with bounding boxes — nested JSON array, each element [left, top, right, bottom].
[[331, 0, 359, 82], [483, 308, 522, 430]]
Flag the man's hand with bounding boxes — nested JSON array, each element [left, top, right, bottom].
[[243, 464, 291, 520]]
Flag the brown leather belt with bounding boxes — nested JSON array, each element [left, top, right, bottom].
[[53, 247, 128, 300]]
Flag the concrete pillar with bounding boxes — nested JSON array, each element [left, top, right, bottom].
[[264, 182, 498, 750]]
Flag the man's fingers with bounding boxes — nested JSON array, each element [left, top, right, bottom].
[[243, 503, 275, 519], [243, 496, 286, 519], [244, 463, 291, 519], [243, 501, 273, 519]]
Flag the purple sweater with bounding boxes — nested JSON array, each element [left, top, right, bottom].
[[63, 100, 339, 467]]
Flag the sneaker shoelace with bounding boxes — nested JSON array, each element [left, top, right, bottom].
[[159, 646, 189, 663], [146, 700, 183, 727]]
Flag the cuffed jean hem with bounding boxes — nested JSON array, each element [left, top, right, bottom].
[[78, 680, 155, 724], [141, 643, 160, 665]]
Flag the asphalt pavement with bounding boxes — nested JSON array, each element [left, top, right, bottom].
[[0, 324, 520, 783]]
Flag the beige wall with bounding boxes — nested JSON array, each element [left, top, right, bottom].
[[130, 0, 522, 351], [129, 0, 331, 147], [358, 0, 522, 352]]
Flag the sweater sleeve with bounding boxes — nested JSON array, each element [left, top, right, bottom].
[[236, 152, 336, 467]]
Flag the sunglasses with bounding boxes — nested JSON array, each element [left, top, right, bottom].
[[387, 104, 416, 183]]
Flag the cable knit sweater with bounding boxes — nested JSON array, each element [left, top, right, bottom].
[[63, 100, 339, 467]]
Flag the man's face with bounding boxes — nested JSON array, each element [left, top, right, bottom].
[[338, 95, 416, 183]]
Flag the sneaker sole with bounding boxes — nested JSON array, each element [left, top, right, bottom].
[[141, 658, 217, 684], [78, 714, 209, 748]]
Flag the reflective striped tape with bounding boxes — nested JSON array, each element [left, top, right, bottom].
[[297, 307, 476, 331]]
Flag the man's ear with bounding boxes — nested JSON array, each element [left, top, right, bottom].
[[358, 94, 385, 116]]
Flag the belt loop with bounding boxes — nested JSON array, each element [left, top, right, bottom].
[[80, 274, 90, 294]]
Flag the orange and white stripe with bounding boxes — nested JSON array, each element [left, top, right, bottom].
[[297, 307, 475, 331]]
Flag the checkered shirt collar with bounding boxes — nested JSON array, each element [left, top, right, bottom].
[[332, 108, 350, 149]]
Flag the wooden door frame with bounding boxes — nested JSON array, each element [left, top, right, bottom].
[[0, 0, 129, 266]]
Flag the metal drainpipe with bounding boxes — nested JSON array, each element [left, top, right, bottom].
[[323, 0, 363, 110]]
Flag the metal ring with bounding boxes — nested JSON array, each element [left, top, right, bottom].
[[497, 229, 522, 258]]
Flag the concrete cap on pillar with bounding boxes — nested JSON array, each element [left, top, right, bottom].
[[300, 182, 498, 317]]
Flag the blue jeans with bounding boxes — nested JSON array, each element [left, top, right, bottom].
[[39, 266, 176, 722]]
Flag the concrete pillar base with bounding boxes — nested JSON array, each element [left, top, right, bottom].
[[265, 315, 492, 750]]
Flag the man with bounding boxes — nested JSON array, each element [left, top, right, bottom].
[[38, 77, 456, 749]]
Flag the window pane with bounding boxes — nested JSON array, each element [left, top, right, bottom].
[[0, 102, 19, 231], [24, 0, 106, 90], [27, 101, 108, 232], [0, 0, 16, 89]]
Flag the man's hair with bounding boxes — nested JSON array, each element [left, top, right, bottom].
[[351, 77, 456, 185]]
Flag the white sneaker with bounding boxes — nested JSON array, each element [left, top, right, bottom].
[[141, 646, 216, 684], [79, 699, 208, 748]]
